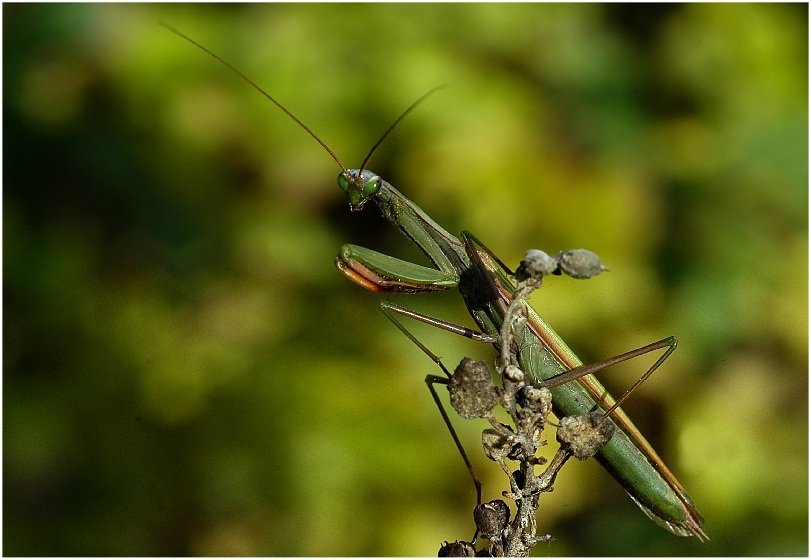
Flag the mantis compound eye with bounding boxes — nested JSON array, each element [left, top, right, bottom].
[[363, 175, 382, 196]]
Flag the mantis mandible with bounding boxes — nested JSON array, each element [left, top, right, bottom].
[[164, 25, 706, 541]]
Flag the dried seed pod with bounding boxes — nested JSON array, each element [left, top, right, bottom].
[[556, 249, 608, 279], [556, 411, 616, 460], [515, 249, 557, 281], [473, 499, 510, 539], [448, 358, 499, 419], [438, 540, 476, 557]]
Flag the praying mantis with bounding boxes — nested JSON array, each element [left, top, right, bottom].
[[163, 25, 706, 541]]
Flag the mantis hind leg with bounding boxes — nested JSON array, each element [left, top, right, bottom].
[[380, 301, 491, 518]]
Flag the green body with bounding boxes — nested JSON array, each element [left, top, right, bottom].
[[336, 169, 706, 540]]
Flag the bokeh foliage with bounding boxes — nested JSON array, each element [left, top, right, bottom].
[[4, 3, 807, 556]]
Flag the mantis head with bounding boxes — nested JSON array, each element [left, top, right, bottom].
[[338, 169, 382, 211]]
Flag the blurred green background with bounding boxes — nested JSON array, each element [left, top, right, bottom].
[[4, 3, 807, 556]]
